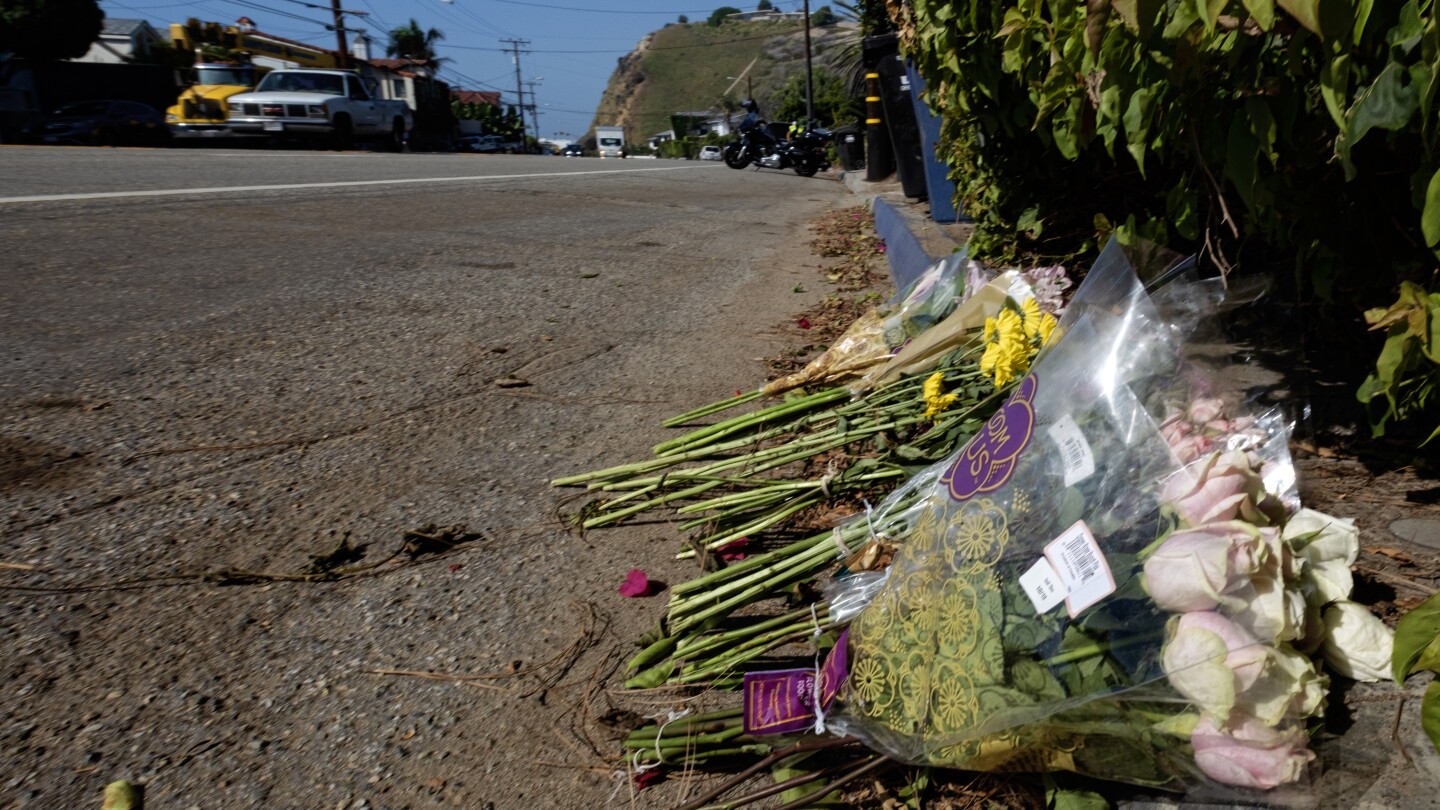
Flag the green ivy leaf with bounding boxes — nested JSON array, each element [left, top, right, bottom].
[[1246, 98, 1279, 165], [1123, 87, 1156, 174], [1113, 0, 1163, 37], [1320, 53, 1352, 130], [1392, 592, 1440, 683], [1226, 116, 1260, 212], [1277, 0, 1323, 35], [1421, 168, 1440, 246], [1242, 0, 1277, 30], [1353, 0, 1374, 44], [1196, 0, 1227, 32], [1424, 680, 1440, 757], [1340, 61, 1419, 177], [1389, 0, 1424, 53]]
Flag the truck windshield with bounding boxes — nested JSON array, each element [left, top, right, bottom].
[[195, 66, 253, 85], [255, 72, 345, 96], [599, 138, 621, 146]]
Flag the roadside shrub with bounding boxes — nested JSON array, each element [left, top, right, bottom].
[[894, 0, 1440, 437]]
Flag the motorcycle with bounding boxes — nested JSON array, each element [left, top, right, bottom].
[[723, 122, 833, 177]]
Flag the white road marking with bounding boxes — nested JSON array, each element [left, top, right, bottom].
[[0, 164, 715, 204]]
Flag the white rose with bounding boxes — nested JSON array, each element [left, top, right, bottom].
[[1283, 509, 1359, 607], [1321, 601, 1394, 682]]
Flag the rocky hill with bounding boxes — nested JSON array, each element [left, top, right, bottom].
[[590, 17, 860, 146]]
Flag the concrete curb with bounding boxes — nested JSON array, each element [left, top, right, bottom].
[[839, 169, 972, 292]]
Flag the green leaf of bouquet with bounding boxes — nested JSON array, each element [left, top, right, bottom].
[[1422, 167, 1440, 247], [1423, 679, 1440, 756], [1392, 592, 1440, 683], [1414, 633, 1440, 673], [1045, 779, 1110, 810]]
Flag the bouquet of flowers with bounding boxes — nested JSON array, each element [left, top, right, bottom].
[[802, 240, 1395, 795], [762, 249, 985, 397]]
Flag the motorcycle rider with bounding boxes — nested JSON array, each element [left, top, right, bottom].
[[738, 99, 777, 149]]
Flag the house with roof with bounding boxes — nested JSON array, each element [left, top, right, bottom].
[[75, 18, 164, 64]]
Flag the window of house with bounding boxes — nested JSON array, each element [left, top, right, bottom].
[[393, 79, 404, 98]]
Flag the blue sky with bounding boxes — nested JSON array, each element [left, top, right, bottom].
[[99, 0, 812, 141]]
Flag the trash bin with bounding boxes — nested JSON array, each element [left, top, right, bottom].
[[834, 126, 865, 172], [865, 32, 928, 201]]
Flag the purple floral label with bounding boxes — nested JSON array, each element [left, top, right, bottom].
[[742, 630, 849, 735], [941, 375, 1038, 502]]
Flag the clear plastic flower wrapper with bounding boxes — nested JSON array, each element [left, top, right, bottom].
[[761, 250, 987, 397], [817, 240, 1347, 797]]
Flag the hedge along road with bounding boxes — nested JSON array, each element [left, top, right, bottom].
[[0, 146, 851, 808]]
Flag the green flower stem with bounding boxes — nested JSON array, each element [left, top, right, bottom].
[[625, 634, 679, 676], [680, 497, 822, 558], [663, 389, 766, 427], [1043, 628, 1167, 668], [554, 422, 796, 487], [624, 722, 748, 751], [668, 531, 845, 618], [629, 743, 773, 765], [671, 542, 848, 634], [678, 621, 832, 684], [581, 479, 727, 528], [653, 387, 851, 456], [670, 533, 831, 600], [675, 604, 830, 659]]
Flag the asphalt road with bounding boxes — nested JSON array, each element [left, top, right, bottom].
[[0, 145, 853, 809]]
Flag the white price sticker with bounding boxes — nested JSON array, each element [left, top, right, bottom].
[[1043, 520, 1115, 618], [1047, 413, 1095, 487], [1019, 557, 1066, 614]]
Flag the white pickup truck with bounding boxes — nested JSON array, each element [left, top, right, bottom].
[[226, 69, 412, 151]]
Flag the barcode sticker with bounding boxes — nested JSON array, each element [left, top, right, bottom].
[[1043, 520, 1115, 617], [1019, 557, 1066, 614], [1047, 414, 1095, 487]]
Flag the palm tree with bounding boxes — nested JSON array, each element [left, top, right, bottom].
[[386, 19, 445, 66]]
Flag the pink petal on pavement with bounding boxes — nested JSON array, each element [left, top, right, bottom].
[[716, 537, 750, 561], [619, 568, 656, 597]]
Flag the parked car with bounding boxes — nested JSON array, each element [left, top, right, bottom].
[[25, 100, 169, 147], [562, 143, 585, 157], [458, 135, 501, 153], [699, 145, 723, 161]]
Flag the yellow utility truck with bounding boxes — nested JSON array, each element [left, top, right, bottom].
[[164, 20, 340, 140]]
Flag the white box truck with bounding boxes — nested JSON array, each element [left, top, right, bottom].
[[595, 125, 625, 158]]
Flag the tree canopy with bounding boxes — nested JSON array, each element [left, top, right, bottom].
[[386, 18, 444, 63], [0, 0, 104, 62], [708, 6, 740, 26]]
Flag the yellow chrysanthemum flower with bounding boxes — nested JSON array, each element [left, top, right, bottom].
[[1020, 297, 1043, 339], [922, 371, 960, 418], [1036, 313, 1058, 346]]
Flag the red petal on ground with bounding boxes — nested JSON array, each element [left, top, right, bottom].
[[716, 537, 750, 561], [619, 568, 656, 597], [634, 768, 665, 789], [797, 317, 812, 329]]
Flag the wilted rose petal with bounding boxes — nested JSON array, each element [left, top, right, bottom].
[[633, 768, 665, 789], [797, 317, 812, 330], [619, 568, 657, 597], [716, 537, 749, 561], [1191, 715, 1314, 789]]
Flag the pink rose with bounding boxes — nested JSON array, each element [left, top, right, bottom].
[[1143, 522, 1266, 613], [1161, 450, 1271, 527], [1190, 715, 1314, 789], [1162, 611, 1268, 721], [1187, 397, 1226, 425]]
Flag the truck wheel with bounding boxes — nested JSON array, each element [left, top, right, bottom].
[[386, 119, 405, 152], [331, 115, 354, 151]]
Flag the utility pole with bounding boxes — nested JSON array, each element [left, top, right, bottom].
[[329, 0, 350, 68], [801, 0, 814, 127], [524, 78, 543, 141], [501, 38, 530, 146]]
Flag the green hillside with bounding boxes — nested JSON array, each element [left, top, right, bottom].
[[591, 18, 860, 146]]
